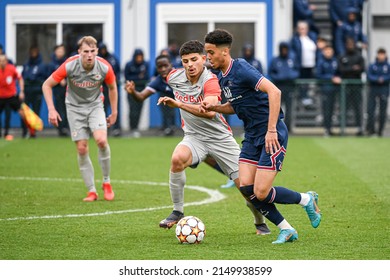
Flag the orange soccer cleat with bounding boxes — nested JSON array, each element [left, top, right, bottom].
[[4, 135, 14, 141], [102, 182, 115, 201], [83, 192, 98, 202]]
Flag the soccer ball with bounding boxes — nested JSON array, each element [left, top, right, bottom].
[[175, 216, 206, 244]]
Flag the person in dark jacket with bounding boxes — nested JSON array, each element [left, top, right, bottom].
[[21, 46, 48, 138], [316, 45, 341, 136], [293, 0, 319, 34], [329, 0, 365, 51], [241, 43, 263, 74], [366, 48, 390, 137], [268, 42, 300, 132], [98, 42, 122, 136], [335, 7, 367, 56], [47, 44, 68, 136], [338, 37, 365, 135], [124, 49, 150, 137]]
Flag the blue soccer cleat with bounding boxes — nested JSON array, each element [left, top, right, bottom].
[[304, 191, 321, 228], [272, 228, 298, 244], [220, 179, 236, 189]]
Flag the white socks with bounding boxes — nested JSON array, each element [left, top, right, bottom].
[[169, 171, 186, 213], [78, 153, 96, 192], [98, 144, 111, 183]]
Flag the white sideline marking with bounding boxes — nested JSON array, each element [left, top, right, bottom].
[[0, 176, 226, 221]]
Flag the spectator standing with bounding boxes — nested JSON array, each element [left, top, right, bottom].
[[335, 7, 367, 56], [290, 20, 318, 108], [268, 42, 300, 132], [124, 49, 150, 138], [329, 0, 365, 44], [242, 43, 263, 74], [293, 0, 319, 34], [366, 48, 390, 137], [316, 45, 341, 136], [47, 44, 68, 136], [338, 37, 365, 136], [316, 36, 328, 64], [22, 46, 47, 138], [98, 42, 122, 137], [167, 40, 182, 69]]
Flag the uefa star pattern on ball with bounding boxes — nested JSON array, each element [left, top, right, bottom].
[[175, 216, 206, 244]]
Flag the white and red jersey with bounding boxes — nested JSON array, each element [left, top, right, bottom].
[[167, 67, 232, 140], [0, 64, 21, 99], [51, 55, 115, 107]]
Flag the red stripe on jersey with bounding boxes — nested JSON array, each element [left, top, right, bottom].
[[255, 77, 264, 91], [218, 114, 232, 133], [52, 55, 79, 83], [222, 59, 234, 77], [97, 56, 116, 85]]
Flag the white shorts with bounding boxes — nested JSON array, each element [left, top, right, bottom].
[[179, 134, 240, 180], [67, 103, 107, 141]]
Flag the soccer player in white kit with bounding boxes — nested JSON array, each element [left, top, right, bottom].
[[157, 40, 269, 234], [42, 36, 118, 202]]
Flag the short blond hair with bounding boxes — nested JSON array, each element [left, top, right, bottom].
[[78, 36, 97, 48]]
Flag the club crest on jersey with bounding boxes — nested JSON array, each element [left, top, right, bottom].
[[92, 74, 102, 80]]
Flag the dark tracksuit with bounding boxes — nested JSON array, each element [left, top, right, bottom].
[[21, 53, 47, 137], [124, 49, 150, 131], [366, 58, 390, 136], [316, 55, 339, 133], [268, 42, 300, 131]]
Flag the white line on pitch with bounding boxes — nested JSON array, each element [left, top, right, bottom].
[[0, 176, 226, 221]]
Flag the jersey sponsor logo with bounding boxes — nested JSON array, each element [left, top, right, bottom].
[[174, 91, 203, 103], [71, 79, 101, 88]]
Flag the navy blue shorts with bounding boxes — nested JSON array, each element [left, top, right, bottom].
[[239, 123, 288, 172]]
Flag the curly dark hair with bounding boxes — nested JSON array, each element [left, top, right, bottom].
[[179, 40, 204, 56], [204, 29, 233, 48]]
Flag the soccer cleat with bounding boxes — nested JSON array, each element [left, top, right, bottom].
[[4, 135, 14, 141], [272, 228, 298, 244], [159, 210, 184, 229], [220, 179, 236, 189], [304, 191, 321, 228], [102, 182, 115, 201], [83, 192, 98, 202], [255, 223, 271, 235]]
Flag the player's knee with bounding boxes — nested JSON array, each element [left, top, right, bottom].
[[77, 143, 89, 156], [254, 188, 269, 201], [95, 137, 107, 149], [171, 154, 186, 172]]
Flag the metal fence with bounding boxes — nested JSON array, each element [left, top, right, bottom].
[[279, 79, 390, 136]]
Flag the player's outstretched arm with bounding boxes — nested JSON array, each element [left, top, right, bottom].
[[42, 76, 61, 127], [125, 80, 153, 102]]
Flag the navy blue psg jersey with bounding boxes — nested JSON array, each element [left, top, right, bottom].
[[219, 58, 284, 144], [146, 75, 174, 98]]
